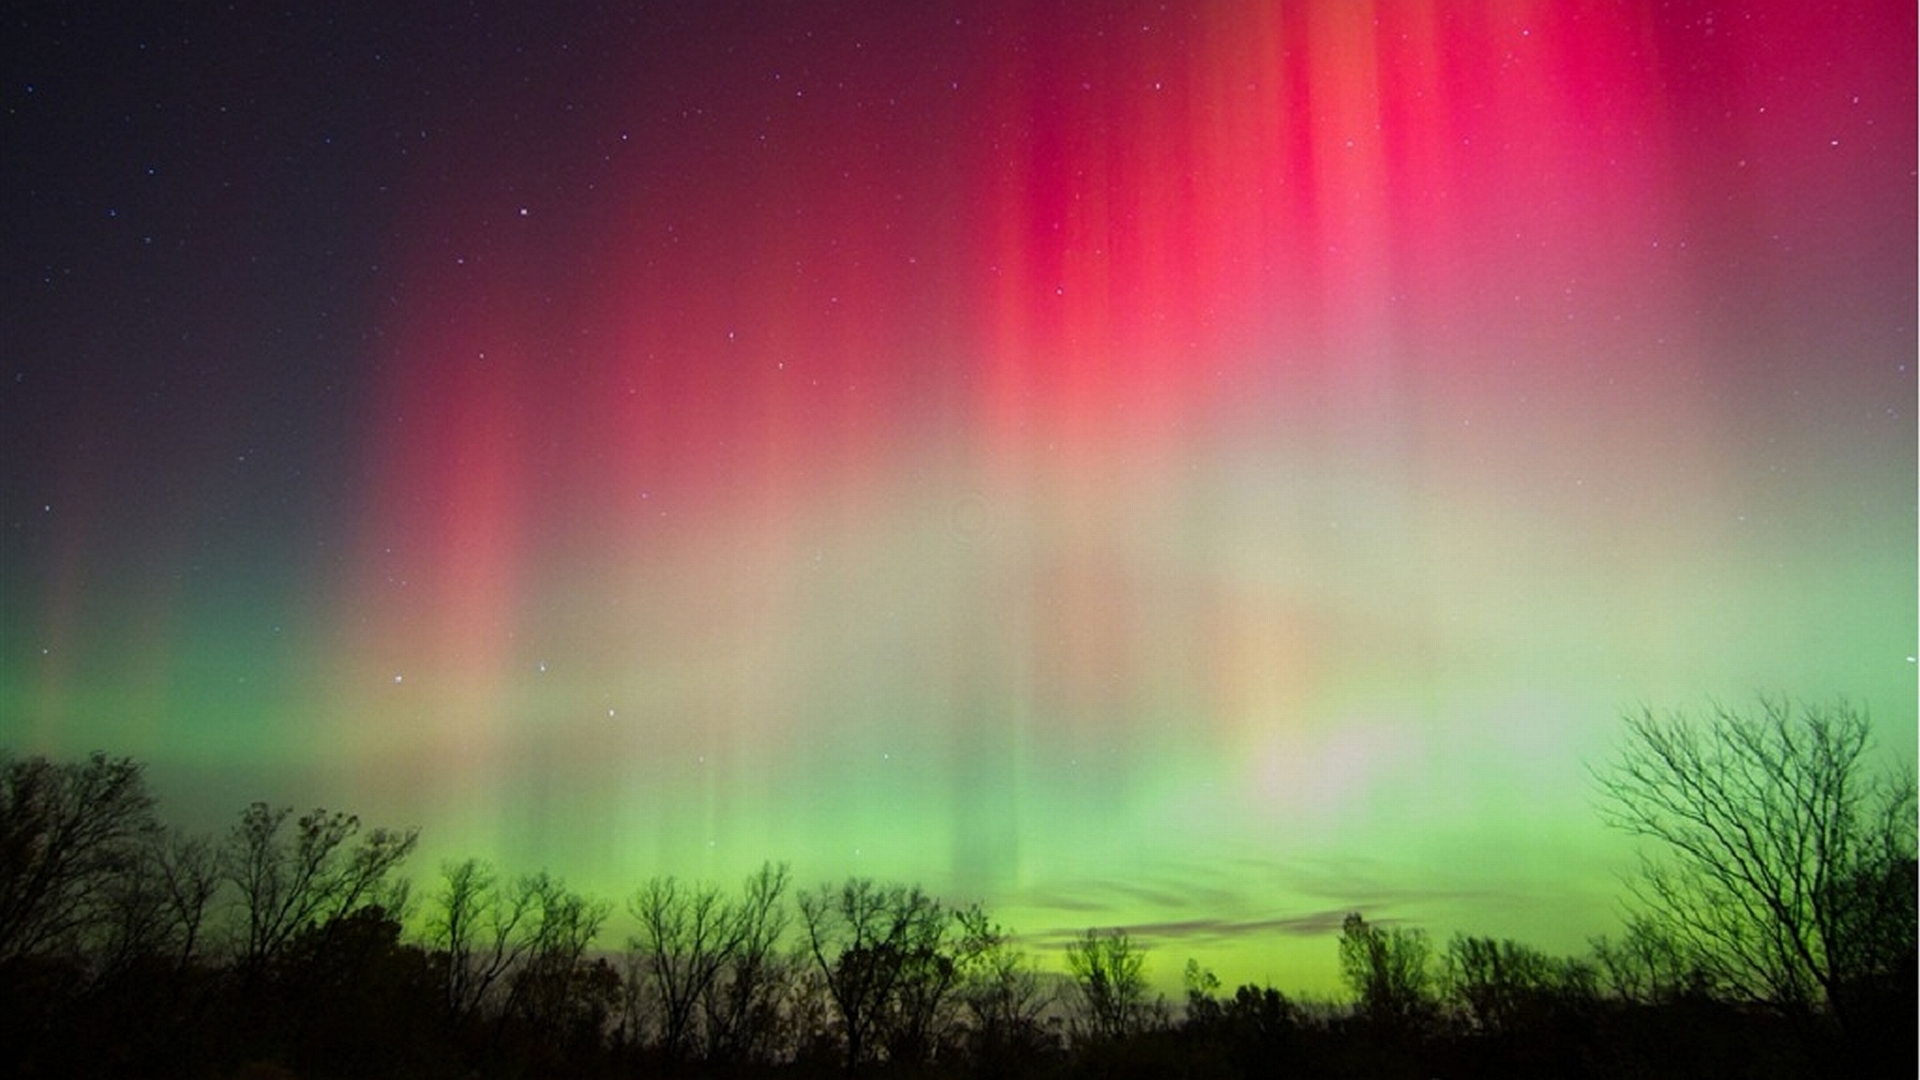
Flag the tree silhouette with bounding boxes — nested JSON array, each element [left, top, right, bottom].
[[1064, 927, 1152, 1042], [425, 856, 537, 1025], [8, 742, 1908, 1079], [149, 831, 221, 974], [1594, 697, 1916, 1034], [223, 803, 418, 976], [696, 861, 790, 1063], [954, 904, 1055, 1067], [268, 904, 436, 1077], [1589, 915, 1719, 1004], [1182, 965, 1302, 1078], [0, 752, 157, 965], [89, 827, 223, 981], [496, 871, 615, 1071], [628, 873, 734, 1061], [499, 871, 609, 1025], [1442, 934, 1596, 1035], [798, 877, 952, 1069], [1338, 912, 1434, 1034]]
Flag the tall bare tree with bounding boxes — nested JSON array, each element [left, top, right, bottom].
[[699, 862, 790, 1063], [93, 829, 220, 977], [627, 862, 793, 1063], [425, 857, 537, 1024], [629, 874, 733, 1060], [1594, 697, 1916, 1031]]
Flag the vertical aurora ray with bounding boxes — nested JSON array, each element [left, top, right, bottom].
[[2, 0, 1910, 994]]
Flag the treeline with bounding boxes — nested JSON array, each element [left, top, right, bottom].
[[2, 736, 1912, 1079]]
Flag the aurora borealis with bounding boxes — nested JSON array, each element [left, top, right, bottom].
[[3, 0, 1913, 993]]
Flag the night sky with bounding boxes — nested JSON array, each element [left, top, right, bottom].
[[3, 0, 1914, 993]]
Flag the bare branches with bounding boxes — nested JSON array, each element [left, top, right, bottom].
[[955, 903, 1053, 1054], [698, 862, 791, 1062], [1443, 934, 1594, 1034], [1066, 927, 1153, 1042], [501, 871, 612, 1035], [629, 874, 735, 1060], [426, 857, 535, 1023], [1338, 913, 1434, 1033], [1594, 698, 1916, 1023], [0, 753, 157, 965], [798, 877, 953, 1069], [223, 802, 418, 974], [151, 832, 221, 972]]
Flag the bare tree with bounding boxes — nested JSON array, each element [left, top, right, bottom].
[[1338, 913, 1435, 1032], [501, 871, 613, 1039], [883, 915, 962, 1064], [424, 857, 537, 1024], [0, 752, 157, 964], [798, 878, 951, 1069], [150, 832, 222, 973], [1442, 934, 1594, 1034], [699, 862, 790, 1063], [1594, 697, 1917, 1029], [93, 847, 172, 976], [629, 874, 733, 1060], [1065, 927, 1152, 1042], [955, 904, 1054, 1062], [91, 828, 222, 978], [222, 802, 418, 974], [624, 862, 793, 1063], [1589, 915, 1717, 1004]]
